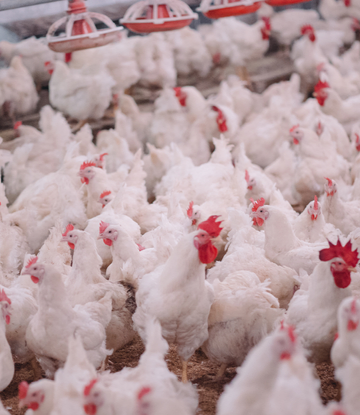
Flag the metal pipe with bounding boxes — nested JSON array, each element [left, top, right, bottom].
[[0, 0, 64, 11]]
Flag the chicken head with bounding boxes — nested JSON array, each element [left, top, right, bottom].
[[22, 256, 45, 284], [249, 198, 267, 226], [18, 381, 45, 411], [339, 297, 360, 332], [99, 190, 113, 208], [319, 239, 359, 289], [78, 161, 97, 184], [289, 124, 304, 145], [307, 195, 320, 221], [194, 216, 223, 264], [0, 289, 11, 325]]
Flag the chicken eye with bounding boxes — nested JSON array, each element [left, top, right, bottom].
[[34, 267, 37, 270], [108, 230, 112, 233]]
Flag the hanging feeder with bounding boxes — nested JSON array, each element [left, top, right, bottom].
[[198, 0, 262, 19], [265, 0, 309, 6], [120, 0, 198, 34], [46, 0, 123, 53]]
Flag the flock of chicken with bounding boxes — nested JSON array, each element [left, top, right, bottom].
[[0, 0, 360, 414]]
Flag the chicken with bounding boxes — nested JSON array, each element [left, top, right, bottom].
[[290, 124, 350, 205], [133, 217, 221, 383], [313, 79, 360, 133], [22, 257, 112, 378], [48, 61, 115, 122], [0, 37, 63, 84], [18, 379, 55, 414], [201, 17, 271, 70], [133, 33, 176, 89], [3, 106, 72, 204], [61, 226, 135, 352], [286, 239, 358, 363], [202, 271, 283, 379], [1, 276, 38, 366], [82, 318, 198, 415], [322, 178, 360, 236], [97, 221, 159, 285], [164, 27, 212, 79], [207, 209, 299, 309], [0, 289, 14, 391], [258, 4, 320, 49], [331, 296, 360, 369], [0, 56, 38, 119], [250, 203, 325, 274], [293, 196, 342, 243], [69, 39, 140, 95], [50, 334, 99, 415], [291, 25, 327, 90], [335, 354, 360, 415], [264, 331, 324, 415], [217, 325, 297, 415]]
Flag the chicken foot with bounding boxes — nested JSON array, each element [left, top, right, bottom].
[[71, 119, 89, 133], [182, 360, 188, 383], [215, 363, 228, 381]]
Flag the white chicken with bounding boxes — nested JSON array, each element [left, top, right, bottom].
[[0, 56, 38, 118], [202, 271, 283, 379], [286, 239, 358, 363], [0, 289, 14, 391], [133, 216, 222, 383], [22, 257, 112, 378], [48, 61, 114, 122]]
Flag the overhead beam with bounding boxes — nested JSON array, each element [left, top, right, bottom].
[[0, 0, 63, 11]]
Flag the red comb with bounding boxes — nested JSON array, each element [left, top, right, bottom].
[[14, 121, 22, 130], [250, 198, 265, 212], [100, 190, 111, 199], [137, 386, 151, 401], [325, 177, 333, 185], [84, 379, 97, 396], [314, 80, 330, 94], [99, 153, 108, 161], [26, 256, 38, 268], [314, 195, 318, 210], [187, 201, 194, 218], [62, 224, 74, 237], [301, 24, 314, 34], [289, 124, 299, 133], [18, 381, 29, 400], [99, 221, 110, 235], [319, 239, 359, 267], [0, 289, 11, 305], [245, 170, 250, 183], [174, 87, 187, 107], [80, 161, 96, 171], [197, 216, 223, 237]]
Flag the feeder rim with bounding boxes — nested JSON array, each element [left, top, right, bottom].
[[121, 13, 198, 24], [46, 26, 123, 45], [197, 0, 261, 12]]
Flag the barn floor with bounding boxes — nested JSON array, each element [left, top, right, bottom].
[[0, 335, 340, 415]]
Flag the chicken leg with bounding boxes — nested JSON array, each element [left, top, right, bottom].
[[71, 119, 88, 133], [215, 363, 228, 381], [182, 360, 188, 383]]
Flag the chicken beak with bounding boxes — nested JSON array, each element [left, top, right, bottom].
[[348, 266, 357, 273], [313, 92, 318, 97]]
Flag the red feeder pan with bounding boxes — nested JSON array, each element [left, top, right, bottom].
[[120, 0, 198, 34], [265, 0, 309, 6], [46, 0, 123, 53], [198, 0, 262, 19]]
